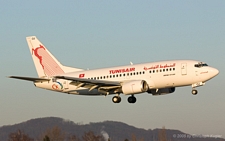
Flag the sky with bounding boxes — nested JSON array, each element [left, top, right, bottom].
[[1, 0, 225, 138]]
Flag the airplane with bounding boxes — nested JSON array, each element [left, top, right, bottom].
[[9, 36, 219, 103]]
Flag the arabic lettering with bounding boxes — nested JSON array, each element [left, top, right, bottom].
[[144, 63, 176, 70]]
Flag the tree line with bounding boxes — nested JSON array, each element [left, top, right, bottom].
[[7, 126, 168, 141]]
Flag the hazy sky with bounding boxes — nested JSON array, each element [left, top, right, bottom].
[[1, 0, 225, 138]]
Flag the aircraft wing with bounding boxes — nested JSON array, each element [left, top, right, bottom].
[[9, 76, 50, 82], [55, 76, 121, 92], [55, 76, 120, 86]]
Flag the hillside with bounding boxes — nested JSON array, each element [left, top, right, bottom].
[[0, 117, 223, 141]]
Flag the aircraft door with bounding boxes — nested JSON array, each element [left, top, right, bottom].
[[181, 63, 187, 75]]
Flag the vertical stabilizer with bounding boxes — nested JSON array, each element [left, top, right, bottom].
[[26, 36, 83, 77]]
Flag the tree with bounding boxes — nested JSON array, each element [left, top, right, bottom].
[[67, 135, 81, 141], [158, 126, 167, 141], [82, 131, 104, 141], [43, 135, 50, 141], [8, 129, 34, 141], [131, 134, 144, 141], [40, 126, 65, 141]]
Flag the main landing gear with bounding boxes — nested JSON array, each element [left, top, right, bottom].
[[127, 95, 136, 103], [112, 95, 137, 103], [112, 95, 121, 103]]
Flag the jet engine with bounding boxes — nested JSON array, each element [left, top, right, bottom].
[[122, 80, 148, 95]]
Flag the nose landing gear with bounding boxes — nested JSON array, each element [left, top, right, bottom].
[[191, 82, 205, 95]]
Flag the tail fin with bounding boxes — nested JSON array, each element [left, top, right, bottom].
[[26, 36, 83, 77]]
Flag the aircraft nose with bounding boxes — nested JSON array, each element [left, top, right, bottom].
[[210, 67, 219, 77]]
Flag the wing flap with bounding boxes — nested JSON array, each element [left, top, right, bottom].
[[70, 81, 96, 89], [55, 76, 121, 86], [55, 76, 121, 92]]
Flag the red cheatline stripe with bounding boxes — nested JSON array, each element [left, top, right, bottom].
[[38, 49, 64, 76]]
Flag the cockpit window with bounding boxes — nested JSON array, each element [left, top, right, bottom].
[[194, 62, 208, 68]]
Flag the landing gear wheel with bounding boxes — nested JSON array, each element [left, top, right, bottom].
[[128, 96, 136, 103], [192, 89, 198, 95], [112, 96, 121, 103]]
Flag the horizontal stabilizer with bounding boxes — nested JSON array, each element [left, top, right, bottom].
[[9, 76, 50, 82]]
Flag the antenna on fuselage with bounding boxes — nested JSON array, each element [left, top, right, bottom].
[[130, 62, 133, 65]]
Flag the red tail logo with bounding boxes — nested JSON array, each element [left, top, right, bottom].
[[32, 45, 45, 69], [32, 45, 64, 76]]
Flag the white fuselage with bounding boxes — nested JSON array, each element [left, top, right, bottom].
[[35, 60, 218, 95]]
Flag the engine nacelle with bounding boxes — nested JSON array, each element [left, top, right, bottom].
[[122, 80, 148, 95], [148, 87, 175, 95]]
